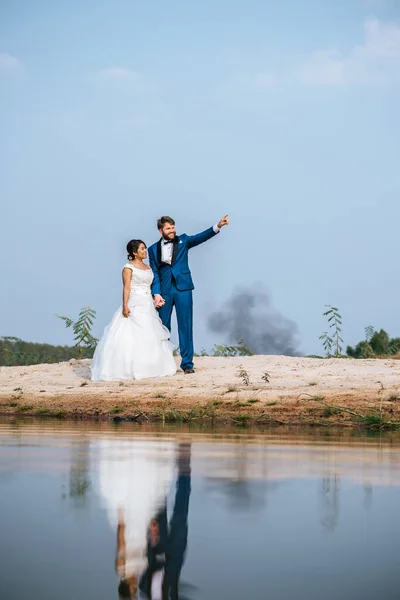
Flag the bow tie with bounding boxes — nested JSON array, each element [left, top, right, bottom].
[[163, 239, 174, 244]]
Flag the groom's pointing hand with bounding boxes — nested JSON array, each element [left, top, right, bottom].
[[217, 214, 230, 228]]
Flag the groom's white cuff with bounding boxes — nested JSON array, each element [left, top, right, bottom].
[[213, 223, 220, 233]]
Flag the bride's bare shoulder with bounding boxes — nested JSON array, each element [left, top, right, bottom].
[[122, 264, 134, 277]]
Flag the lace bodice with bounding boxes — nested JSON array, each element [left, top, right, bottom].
[[124, 264, 154, 296]]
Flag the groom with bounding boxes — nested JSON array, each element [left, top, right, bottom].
[[148, 214, 229, 374]]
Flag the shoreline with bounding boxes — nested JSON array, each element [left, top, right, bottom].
[[1, 356, 399, 429]]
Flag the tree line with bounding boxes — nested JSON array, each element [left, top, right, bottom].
[[1, 305, 398, 366], [0, 336, 94, 367]]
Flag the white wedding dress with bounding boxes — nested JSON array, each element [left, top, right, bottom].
[[94, 438, 175, 579], [91, 264, 177, 381]]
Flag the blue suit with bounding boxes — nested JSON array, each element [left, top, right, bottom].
[[148, 227, 219, 370]]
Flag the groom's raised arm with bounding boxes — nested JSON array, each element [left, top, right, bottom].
[[148, 246, 161, 296], [186, 214, 229, 249]]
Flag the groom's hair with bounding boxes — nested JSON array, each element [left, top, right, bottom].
[[157, 216, 175, 230]]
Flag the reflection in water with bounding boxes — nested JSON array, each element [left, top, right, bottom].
[[1, 421, 400, 600], [69, 438, 91, 505], [320, 475, 340, 532], [139, 443, 191, 600], [96, 438, 191, 599], [363, 481, 373, 511]]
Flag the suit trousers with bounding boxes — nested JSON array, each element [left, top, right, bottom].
[[158, 285, 194, 370]]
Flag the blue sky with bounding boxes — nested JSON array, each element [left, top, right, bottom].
[[1, 0, 399, 354]]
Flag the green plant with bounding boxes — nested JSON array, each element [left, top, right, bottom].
[[387, 393, 400, 402], [261, 372, 270, 383], [347, 341, 374, 359], [210, 340, 253, 357], [237, 367, 250, 386], [57, 306, 98, 357], [389, 337, 400, 355], [225, 384, 238, 394], [320, 305, 343, 357], [319, 332, 333, 357], [362, 413, 386, 429], [232, 401, 248, 408], [365, 325, 375, 342], [347, 328, 400, 358], [52, 410, 66, 418], [322, 406, 338, 418], [186, 407, 199, 420], [370, 329, 390, 355], [234, 414, 251, 423]]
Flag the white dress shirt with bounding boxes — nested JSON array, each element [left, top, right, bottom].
[[161, 223, 220, 264]]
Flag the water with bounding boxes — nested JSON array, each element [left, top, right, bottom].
[[1, 418, 399, 600]]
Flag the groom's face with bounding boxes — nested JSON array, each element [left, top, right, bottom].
[[160, 223, 176, 240]]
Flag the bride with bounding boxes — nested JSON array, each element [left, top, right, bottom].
[[91, 240, 177, 381]]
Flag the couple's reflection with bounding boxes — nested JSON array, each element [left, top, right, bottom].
[[112, 442, 191, 600]]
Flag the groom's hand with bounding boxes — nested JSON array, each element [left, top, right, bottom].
[[217, 214, 229, 228], [154, 294, 165, 308]]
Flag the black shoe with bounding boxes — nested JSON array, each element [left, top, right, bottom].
[[184, 368, 195, 374]]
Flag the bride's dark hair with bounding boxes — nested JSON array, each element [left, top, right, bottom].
[[126, 239, 146, 261]]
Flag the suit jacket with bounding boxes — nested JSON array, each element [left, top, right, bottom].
[[148, 227, 218, 296]]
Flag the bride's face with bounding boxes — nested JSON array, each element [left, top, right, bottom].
[[135, 243, 147, 260]]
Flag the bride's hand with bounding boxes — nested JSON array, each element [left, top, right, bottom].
[[153, 294, 165, 308], [122, 306, 131, 318]]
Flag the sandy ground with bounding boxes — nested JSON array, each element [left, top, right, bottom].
[[0, 356, 399, 425]]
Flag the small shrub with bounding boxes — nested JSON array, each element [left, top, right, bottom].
[[362, 413, 385, 428], [235, 414, 251, 423], [35, 408, 50, 415], [52, 410, 67, 418], [187, 408, 199, 420], [320, 305, 343, 357], [57, 306, 98, 356], [387, 393, 400, 402], [322, 407, 338, 418], [226, 385, 238, 393], [237, 367, 250, 386]]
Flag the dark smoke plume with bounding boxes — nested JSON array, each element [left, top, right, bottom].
[[207, 287, 301, 356]]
